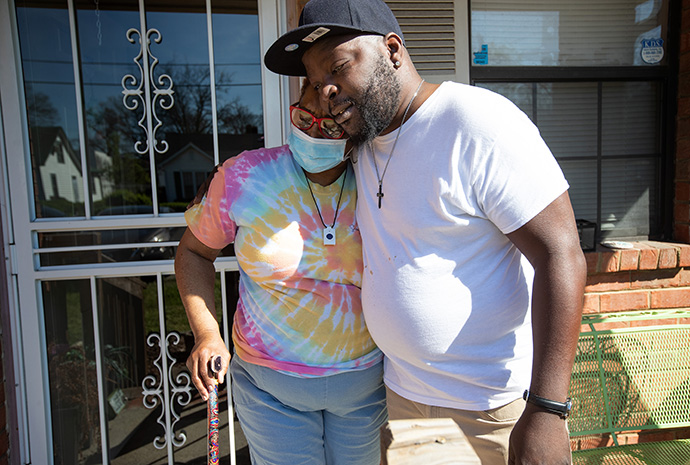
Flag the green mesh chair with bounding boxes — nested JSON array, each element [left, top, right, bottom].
[[569, 310, 690, 465]]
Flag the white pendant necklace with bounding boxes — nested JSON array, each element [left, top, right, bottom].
[[373, 79, 424, 209], [305, 168, 347, 246]]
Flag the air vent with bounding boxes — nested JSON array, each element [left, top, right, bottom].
[[385, 1, 456, 76]]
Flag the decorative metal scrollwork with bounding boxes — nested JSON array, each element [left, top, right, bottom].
[[142, 332, 193, 449], [122, 27, 174, 156]]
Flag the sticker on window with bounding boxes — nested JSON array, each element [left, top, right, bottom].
[[473, 44, 488, 65], [640, 39, 664, 64]]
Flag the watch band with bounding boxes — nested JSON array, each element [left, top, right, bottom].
[[523, 390, 572, 419]]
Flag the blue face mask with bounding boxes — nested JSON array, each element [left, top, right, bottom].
[[287, 125, 347, 173]]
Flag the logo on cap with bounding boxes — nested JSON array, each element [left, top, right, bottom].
[[302, 27, 330, 43], [285, 43, 299, 52]]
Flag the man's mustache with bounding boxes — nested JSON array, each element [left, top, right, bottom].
[[329, 97, 357, 117]]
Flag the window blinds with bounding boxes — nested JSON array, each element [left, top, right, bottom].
[[479, 81, 660, 239], [470, 0, 668, 66]]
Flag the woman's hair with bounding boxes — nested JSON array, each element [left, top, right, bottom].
[[298, 77, 311, 103]]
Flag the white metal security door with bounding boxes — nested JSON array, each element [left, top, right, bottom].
[[1, 0, 285, 462]]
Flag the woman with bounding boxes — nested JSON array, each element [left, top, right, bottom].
[[175, 82, 386, 465]]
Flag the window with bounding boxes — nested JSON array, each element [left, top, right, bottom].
[[72, 175, 79, 202], [470, 0, 676, 241], [174, 170, 211, 201], [50, 173, 58, 199], [470, 0, 669, 67]]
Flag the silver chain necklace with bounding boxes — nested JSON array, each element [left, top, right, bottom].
[[372, 79, 424, 209]]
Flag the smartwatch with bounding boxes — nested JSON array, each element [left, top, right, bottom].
[[523, 390, 572, 419]]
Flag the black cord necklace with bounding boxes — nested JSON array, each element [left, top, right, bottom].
[[305, 168, 347, 246]]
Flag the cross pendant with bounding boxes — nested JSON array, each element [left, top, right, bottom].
[[377, 185, 384, 208]]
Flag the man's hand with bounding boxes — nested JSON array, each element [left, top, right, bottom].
[[186, 331, 230, 401], [508, 406, 572, 465]]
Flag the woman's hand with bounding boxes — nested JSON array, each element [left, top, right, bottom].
[[186, 330, 231, 401]]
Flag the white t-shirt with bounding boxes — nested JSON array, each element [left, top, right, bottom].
[[354, 81, 569, 410]]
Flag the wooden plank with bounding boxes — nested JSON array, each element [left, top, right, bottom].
[[381, 418, 479, 465]]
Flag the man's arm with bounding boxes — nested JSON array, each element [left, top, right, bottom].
[[174, 228, 229, 401], [505, 191, 586, 464]]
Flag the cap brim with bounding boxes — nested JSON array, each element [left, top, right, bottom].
[[264, 24, 378, 76]]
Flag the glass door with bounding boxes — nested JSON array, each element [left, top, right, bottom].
[[18, 0, 266, 219], [10, 0, 280, 462]]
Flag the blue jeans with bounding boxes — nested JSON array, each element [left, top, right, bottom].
[[230, 356, 387, 465]]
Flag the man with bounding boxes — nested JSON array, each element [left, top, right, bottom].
[[264, 1, 587, 464]]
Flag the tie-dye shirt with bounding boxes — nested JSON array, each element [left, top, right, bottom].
[[185, 145, 381, 377]]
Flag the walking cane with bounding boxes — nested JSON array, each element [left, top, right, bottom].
[[208, 355, 222, 465]]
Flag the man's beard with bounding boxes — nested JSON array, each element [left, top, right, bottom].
[[347, 56, 402, 146]]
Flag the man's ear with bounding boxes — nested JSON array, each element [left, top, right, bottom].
[[383, 32, 404, 67]]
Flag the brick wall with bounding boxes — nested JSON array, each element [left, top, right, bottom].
[[580, 241, 690, 447], [676, 0, 690, 241], [584, 242, 690, 319]]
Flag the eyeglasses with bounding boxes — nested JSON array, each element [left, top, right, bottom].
[[290, 105, 345, 139]]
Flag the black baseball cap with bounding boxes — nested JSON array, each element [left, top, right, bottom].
[[264, 0, 404, 77]]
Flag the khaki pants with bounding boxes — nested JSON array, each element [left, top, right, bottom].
[[385, 387, 525, 465]]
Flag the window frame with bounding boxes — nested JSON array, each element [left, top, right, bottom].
[[468, 0, 681, 241]]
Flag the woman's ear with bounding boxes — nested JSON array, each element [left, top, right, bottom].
[[384, 33, 404, 68]]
